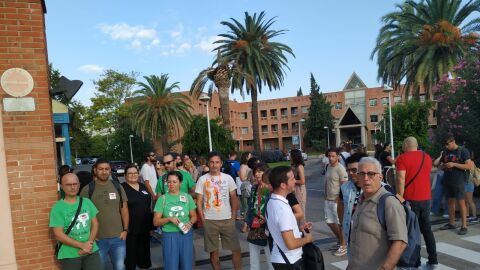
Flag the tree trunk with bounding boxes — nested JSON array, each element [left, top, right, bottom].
[[218, 85, 231, 132], [251, 89, 261, 152]]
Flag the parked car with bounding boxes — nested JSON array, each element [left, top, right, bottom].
[[286, 151, 308, 161], [111, 160, 128, 176]]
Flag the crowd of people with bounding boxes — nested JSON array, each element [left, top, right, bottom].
[[49, 133, 477, 270]]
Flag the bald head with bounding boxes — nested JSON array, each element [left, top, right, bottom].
[[403, 137, 418, 151], [61, 173, 79, 185]]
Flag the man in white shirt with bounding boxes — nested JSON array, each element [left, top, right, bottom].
[[196, 151, 240, 270], [267, 166, 313, 269], [140, 151, 158, 198]]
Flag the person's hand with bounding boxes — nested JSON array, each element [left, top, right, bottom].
[[119, 230, 128, 240], [78, 241, 93, 255], [301, 227, 313, 243], [169, 217, 180, 225], [445, 162, 455, 169], [301, 222, 313, 231], [182, 222, 192, 232]]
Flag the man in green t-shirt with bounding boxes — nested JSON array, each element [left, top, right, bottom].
[[155, 152, 195, 197], [49, 173, 102, 270]]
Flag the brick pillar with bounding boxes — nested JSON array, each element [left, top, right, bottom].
[[0, 1, 59, 269]]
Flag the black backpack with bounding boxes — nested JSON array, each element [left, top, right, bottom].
[[88, 177, 124, 208], [222, 160, 238, 179]]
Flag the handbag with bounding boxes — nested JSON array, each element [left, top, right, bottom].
[[55, 197, 83, 256], [247, 227, 268, 241], [250, 188, 263, 229]]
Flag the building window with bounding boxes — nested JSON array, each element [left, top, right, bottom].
[[260, 110, 267, 120], [281, 108, 288, 118], [240, 112, 248, 120], [381, 97, 389, 106], [420, 94, 426, 102], [264, 141, 272, 150], [261, 125, 268, 135], [270, 109, 277, 118], [369, 99, 377, 107], [394, 96, 402, 104], [334, 102, 342, 110], [271, 124, 278, 134], [292, 122, 299, 132], [241, 127, 248, 134], [370, 114, 379, 123], [301, 106, 309, 114], [281, 123, 288, 133], [291, 107, 298, 116], [433, 110, 437, 118]]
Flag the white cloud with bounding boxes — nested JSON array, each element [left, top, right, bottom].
[[160, 42, 192, 56], [78, 64, 104, 74], [195, 36, 222, 52], [131, 40, 142, 49], [170, 31, 181, 39], [98, 23, 158, 50]]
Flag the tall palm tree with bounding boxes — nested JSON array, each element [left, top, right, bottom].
[[372, 0, 480, 99], [130, 74, 192, 153], [215, 11, 294, 152]]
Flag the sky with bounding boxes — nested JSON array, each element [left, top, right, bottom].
[[45, 0, 398, 106]]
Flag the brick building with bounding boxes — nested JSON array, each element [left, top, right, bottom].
[[1, 1, 59, 269], [186, 72, 435, 152]]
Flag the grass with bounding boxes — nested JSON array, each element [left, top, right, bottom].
[[267, 161, 291, 168]]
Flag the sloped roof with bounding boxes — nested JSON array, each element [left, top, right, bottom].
[[337, 106, 362, 126], [343, 72, 367, 90]]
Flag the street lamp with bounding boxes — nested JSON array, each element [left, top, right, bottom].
[[324, 126, 330, 149], [129, 135, 134, 163], [200, 94, 213, 152], [299, 118, 305, 151], [383, 86, 395, 159]]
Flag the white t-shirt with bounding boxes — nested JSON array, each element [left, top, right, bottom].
[[339, 151, 350, 167], [195, 172, 236, 220], [266, 193, 303, 264], [140, 163, 158, 196]]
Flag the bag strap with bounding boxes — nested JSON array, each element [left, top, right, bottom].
[[265, 200, 293, 268], [55, 197, 83, 256], [404, 151, 425, 191], [257, 186, 262, 216]]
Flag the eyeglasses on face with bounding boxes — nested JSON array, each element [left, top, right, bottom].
[[126, 172, 139, 176], [62, 183, 79, 188], [163, 160, 174, 165], [357, 171, 381, 179]]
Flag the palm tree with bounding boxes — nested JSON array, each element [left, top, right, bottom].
[[215, 11, 294, 152], [130, 74, 192, 153], [372, 0, 480, 99]]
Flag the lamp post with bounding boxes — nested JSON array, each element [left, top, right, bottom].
[[324, 126, 330, 149], [200, 94, 213, 152], [299, 118, 305, 151], [129, 135, 134, 163], [383, 86, 395, 159]]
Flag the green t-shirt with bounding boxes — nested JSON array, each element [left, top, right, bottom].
[[154, 192, 196, 232], [155, 170, 195, 195], [49, 197, 99, 259]]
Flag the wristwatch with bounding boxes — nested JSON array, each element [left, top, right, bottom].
[[123, 228, 129, 233]]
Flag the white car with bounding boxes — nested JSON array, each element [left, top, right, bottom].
[[286, 151, 308, 161]]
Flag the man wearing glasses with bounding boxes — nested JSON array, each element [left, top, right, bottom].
[[141, 151, 158, 198], [156, 152, 195, 197], [348, 157, 407, 270]]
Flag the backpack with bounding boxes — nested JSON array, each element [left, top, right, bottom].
[[377, 192, 421, 268], [222, 160, 238, 179], [88, 177, 124, 208], [302, 242, 325, 270], [471, 162, 480, 187]]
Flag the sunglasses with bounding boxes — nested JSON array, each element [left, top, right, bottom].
[[357, 171, 381, 179], [163, 160, 174, 165]]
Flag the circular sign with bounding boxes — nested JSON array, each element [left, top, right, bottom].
[[1, 68, 34, 97]]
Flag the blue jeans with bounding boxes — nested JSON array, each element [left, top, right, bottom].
[[162, 230, 193, 270], [97, 237, 126, 270], [431, 172, 448, 214]]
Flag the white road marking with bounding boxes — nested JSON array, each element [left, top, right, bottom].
[[462, 235, 480, 244], [436, 242, 480, 264]]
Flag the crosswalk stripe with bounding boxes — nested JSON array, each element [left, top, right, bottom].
[[437, 242, 480, 264], [331, 258, 455, 270], [462, 235, 480, 244], [331, 260, 347, 269]]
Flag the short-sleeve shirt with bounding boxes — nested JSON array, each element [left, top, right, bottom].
[[49, 197, 99, 259], [442, 147, 471, 185], [348, 186, 408, 270], [141, 163, 158, 195], [325, 163, 348, 201], [155, 170, 195, 195], [154, 192, 196, 232], [195, 172, 236, 220], [79, 180, 128, 239], [379, 151, 393, 169], [396, 150, 433, 201], [266, 193, 303, 264]]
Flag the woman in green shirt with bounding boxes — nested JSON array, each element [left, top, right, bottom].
[[153, 171, 197, 270]]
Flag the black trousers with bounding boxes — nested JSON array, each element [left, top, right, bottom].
[[272, 258, 304, 270], [409, 200, 438, 265], [125, 233, 151, 270]]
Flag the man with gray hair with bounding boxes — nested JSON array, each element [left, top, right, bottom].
[[396, 137, 437, 267], [348, 157, 408, 270]]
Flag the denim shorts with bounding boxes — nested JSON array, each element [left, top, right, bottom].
[[465, 181, 475, 193]]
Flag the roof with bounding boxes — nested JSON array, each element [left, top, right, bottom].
[[343, 72, 367, 91]]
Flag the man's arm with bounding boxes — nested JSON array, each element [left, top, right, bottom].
[[229, 190, 238, 220], [144, 180, 155, 198], [89, 216, 98, 242], [281, 229, 313, 250], [396, 170, 406, 197], [196, 193, 205, 223], [53, 227, 93, 253], [119, 202, 129, 240], [380, 240, 407, 270]]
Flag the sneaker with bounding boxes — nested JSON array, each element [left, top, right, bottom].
[[458, 227, 468, 235], [426, 262, 439, 270], [442, 214, 449, 218], [334, 246, 347, 256], [468, 216, 479, 223], [439, 223, 456, 230], [329, 243, 340, 251]]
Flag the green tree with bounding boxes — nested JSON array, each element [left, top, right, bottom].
[[297, 87, 303, 96], [182, 115, 235, 157], [130, 74, 192, 153], [88, 69, 137, 132], [304, 74, 333, 151], [69, 100, 92, 157], [215, 11, 294, 152], [372, 0, 480, 99]]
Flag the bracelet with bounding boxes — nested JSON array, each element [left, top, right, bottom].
[[123, 228, 129, 233]]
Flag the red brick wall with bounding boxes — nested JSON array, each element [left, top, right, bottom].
[[0, 0, 59, 269]]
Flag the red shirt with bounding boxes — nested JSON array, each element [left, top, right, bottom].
[[396, 150, 432, 201]]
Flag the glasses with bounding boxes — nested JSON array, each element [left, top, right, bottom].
[[346, 168, 358, 173], [62, 183, 79, 188], [357, 171, 381, 179], [126, 172, 139, 176], [163, 160, 174, 165]]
